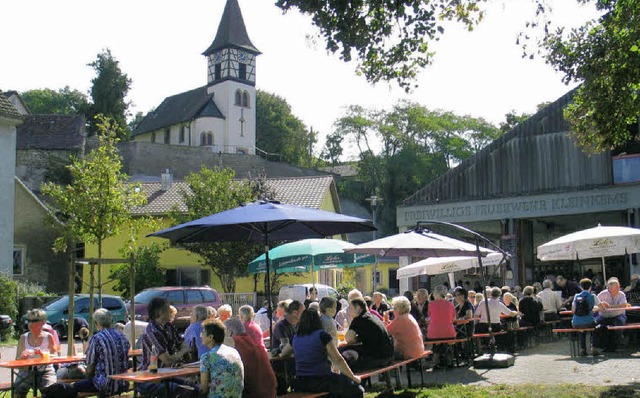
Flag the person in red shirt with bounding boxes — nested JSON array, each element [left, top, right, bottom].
[[225, 318, 277, 398]]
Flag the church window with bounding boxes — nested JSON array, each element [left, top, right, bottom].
[[235, 90, 242, 106], [206, 133, 213, 146], [200, 133, 207, 146], [215, 63, 222, 80], [179, 126, 185, 143], [164, 129, 170, 144], [242, 91, 250, 107], [239, 63, 246, 80], [151, 132, 156, 143]]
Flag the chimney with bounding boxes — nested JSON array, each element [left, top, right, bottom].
[[160, 169, 173, 191]]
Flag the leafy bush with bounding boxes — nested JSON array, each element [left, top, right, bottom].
[[109, 244, 165, 298], [16, 280, 49, 297], [337, 281, 355, 298], [0, 273, 18, 340]]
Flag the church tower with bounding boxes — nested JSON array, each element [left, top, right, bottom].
[[203, 0, 260, 155]]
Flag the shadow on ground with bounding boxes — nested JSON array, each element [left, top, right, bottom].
[[598, 383, 640, 398]]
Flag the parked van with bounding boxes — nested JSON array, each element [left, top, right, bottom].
[[278, 283, 339, 304]]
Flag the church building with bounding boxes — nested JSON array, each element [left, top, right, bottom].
[[132, 0, 260, 155]]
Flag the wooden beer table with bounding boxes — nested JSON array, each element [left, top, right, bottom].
[[0, 355, 86, 398]]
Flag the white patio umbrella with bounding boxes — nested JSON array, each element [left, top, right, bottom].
[[537, 224, 640, 281], [344, 229, 494, 258], [397, 251, 506, 279]]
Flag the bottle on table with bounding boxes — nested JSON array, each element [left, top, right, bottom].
[[149, 344, 158, 373]]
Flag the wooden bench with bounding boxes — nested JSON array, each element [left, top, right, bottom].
[[553, 327, 595, 357], [425, 338, 469, 367], [355, 350, 431, 390], [279, 393, 330, 398], [607, 322, 640, 331]]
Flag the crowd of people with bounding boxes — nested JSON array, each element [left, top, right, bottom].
[[14, 273, 640, 398]]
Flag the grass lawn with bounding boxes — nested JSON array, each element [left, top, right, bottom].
[[0, 336, 18, 346], [363, 384, 640, 398]]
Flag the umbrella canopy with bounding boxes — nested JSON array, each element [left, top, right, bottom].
[[537, 224, 640, 261], [397, 252, 505, 279], [149, 200, 375, 244], [537, 224, 640, 281], [149, 200, 376, 340], [248, 239, 375, 274], [344, 229, 493, 258]]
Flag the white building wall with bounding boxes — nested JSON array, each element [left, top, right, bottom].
[[0, 121, 17, 275], [207, 80, 256, 154]]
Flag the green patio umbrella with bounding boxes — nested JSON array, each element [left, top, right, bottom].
[[248, 238, 375, 275]]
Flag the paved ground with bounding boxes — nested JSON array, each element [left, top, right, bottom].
[[1, 338, 639, 389]]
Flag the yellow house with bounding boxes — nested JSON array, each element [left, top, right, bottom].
[[82, 175, 365, 295]]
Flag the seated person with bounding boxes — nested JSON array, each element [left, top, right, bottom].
[[319, 297, 339, 346], [370, 291, 390, 316], [304, 286, 319, 309], [217, 304, 233, 322], [238, 304, 266, 351], [74, 308, 130, 396], [475, 287, 519, 333], [518, 286, 543, 327], [272, 300, 304, 395], [572, 278, 600, 356], [410, 289, 429, 335], [385, 296, 424, 359], [426, 285, 457, 368], [253, 300, 271, 334], [138, 297, 190, 397], [556, 275, 582, 309], [343, 297, 394, 371], [225, 318, 276, 398], [200, 319, 244, 398], [453, 287, 475, 337], [537, 279, 563, 321], [293, 309, 363, 398], [594, 277, 628, 352], [183, 305, 210, 358], [15, 309, 58, 398]]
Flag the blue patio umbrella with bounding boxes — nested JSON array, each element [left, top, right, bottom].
[[248, 238, 376, 275], [148, 200, 375, 339]]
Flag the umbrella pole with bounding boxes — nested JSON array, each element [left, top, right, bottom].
[[264, 236, 273, 348], [601, 257, 607, 282]]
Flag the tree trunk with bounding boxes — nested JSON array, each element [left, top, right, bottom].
[[67, 240, 76, 356], [129, 252, 136, 348], [89, 262, 95, 339]]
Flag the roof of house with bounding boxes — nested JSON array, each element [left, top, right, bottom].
[[202, 0, 260, 56], [16, 114, 85, 150], [132, 86, 224, 136], [131, 175, 336, 216], [0, 90, 23, 120]]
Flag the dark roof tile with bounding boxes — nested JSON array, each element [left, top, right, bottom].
[[16, 115, 85, 150], [203, 0, 260, 55], [133, 86, 224, 136], [0, 90, 23, 120]]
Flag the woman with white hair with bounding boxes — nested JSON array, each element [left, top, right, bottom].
[[15, 309, 57, 398], [183, 305, 210, 357], [385, 296, 423, 359], [217, 304, 233, 322], [238, 304, 266, 350]]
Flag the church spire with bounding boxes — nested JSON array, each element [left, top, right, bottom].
[[203, 0, 260, 56]]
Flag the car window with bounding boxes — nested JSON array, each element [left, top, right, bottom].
[[186, 290, 203, 304], [201, 290, 216, 302], [134, 290, 162, 304], [103, 297, 123, 311], [166, 290, 185, 304], [45, 296, 70, 311], [75, 298, 90, 313]]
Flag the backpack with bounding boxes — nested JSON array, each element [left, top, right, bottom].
[[574, 292, 591, 317]]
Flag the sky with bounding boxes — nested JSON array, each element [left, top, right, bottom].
[[1, 0, 599, 160]]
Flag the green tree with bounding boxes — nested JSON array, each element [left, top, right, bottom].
[[256, 90, 316, 167], [320, 131, 344, 166], [87, 49, 132, 139], [275, 0, 485, 91], [500, 111, 531, 133], [334, 102, 501, 234], [21, 87, 89, 115], [170, 166, 263, 293], [42, 116, 146, 337], [538, 0, 640, 153], [109, 244, 165, 298]]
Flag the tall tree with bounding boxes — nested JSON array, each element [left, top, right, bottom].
[[170, 166, 264, 293], [320, 131, 344, 165], [21, 87, 89, 115], [538, 0, 640, 153], [87, 49, 132, 139], [256, 90, 316, 167], [42, 116, 146, 336], [334, 102, 501, 234], [275, 0, 485, 91]]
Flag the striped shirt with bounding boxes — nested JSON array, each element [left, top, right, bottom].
[[85, 328, 130, 396]]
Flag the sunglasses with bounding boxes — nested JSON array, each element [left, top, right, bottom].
[[28, 319, 44, 323]]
